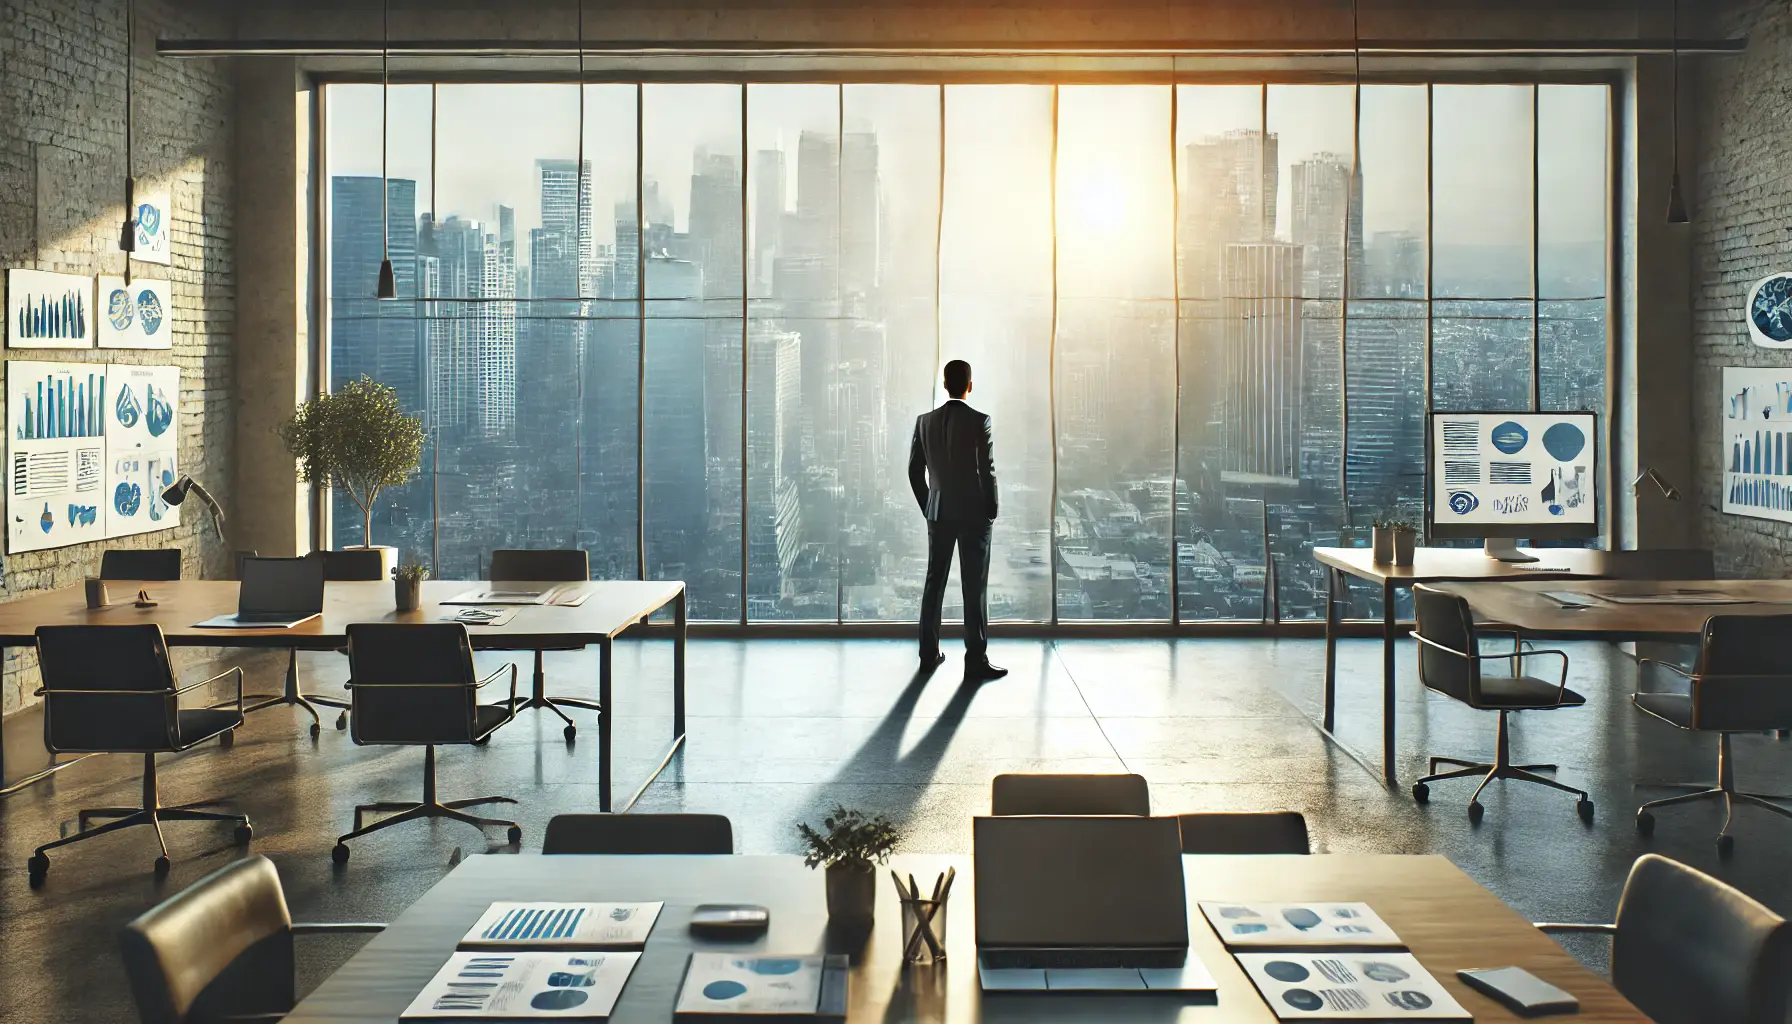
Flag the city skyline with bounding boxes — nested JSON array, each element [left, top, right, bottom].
[[327, 81, 1609, 623]]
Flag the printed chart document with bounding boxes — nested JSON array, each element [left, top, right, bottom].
[[458, 902, 663, 950], [1200, 903, 1403, 949], [400, 951, 639, 1020], [674, 954, 847, 1020], [1235, 952, 1470, 1020]]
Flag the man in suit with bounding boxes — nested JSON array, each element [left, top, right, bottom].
[[909, 360, 1007, 680]]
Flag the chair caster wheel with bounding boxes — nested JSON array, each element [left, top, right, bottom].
[[309, 722, 321, 740], [336, 712, 348, 730], [1410, 783, 1428, 804], [234, 823, 253, 846], [563, 724, 576, 742], [1717, 833, 1735, 857], [1576, 798, 1595, 823], [27, 854, 48, 888], [508, 826, 523, 846], [220, 730, 235, 749], [1636, 810, 1654, 837], [332, 844, 351, 865], [1468, 800, 1485, 823], [153, 856, 171, 878]]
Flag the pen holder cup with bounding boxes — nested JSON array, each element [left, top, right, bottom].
[[899, 895, 948, 964], [84, 577, 109, 609]]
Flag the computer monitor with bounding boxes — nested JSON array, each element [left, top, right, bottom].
[[1427, 411, 1599, 562]]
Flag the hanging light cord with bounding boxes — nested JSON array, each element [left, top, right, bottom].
[[122, 0, 135, 281]]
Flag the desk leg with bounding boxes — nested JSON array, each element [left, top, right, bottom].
[[1381, 581, 1398, 786], [599, 638, 613, 813], [674, 587, 686, 739], [1323, 568, 1340, 733]]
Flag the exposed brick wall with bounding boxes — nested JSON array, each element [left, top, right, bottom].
[[0, 0, 234, 714], [1689, 0, 1792, 576]]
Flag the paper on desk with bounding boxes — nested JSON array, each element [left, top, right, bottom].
[[400, 950, 638, 1019], [1200, 902, 1403, 949], [1234, 952, 1469, 1020], [458, 902, 662, 950]]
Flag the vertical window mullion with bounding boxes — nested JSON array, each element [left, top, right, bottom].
[[635, 83, 647, 583], [1048, 85, 1061, 628], [1169, 81, 1181, 627], [1531, 83, 1542, 413]]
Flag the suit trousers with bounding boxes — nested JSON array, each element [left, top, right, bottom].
[[919, 517, 992, 662]]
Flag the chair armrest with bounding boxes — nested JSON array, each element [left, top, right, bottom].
[[292, 921, 386, 935], [1637, 658, 1697, 682], [1534, 922, 1616, 935], [474, 663, 517, 690], [177, 666, 245, 716]]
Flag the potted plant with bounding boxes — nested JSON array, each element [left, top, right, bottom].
[[797, 805, 899, 927], [394, 563, 429, 612], [1370, 513, 1418, 566], [1370, 515, 1396, 563], [280, 377, 426, 578], [1390, 519, 1418, 566]]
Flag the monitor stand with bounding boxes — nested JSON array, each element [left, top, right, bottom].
[[1483, 537, 1538, 563]]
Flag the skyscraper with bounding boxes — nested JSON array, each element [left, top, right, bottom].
[[478, 205, 518, 436], [1221, 242, 1305, 482], [1290, 153, 1351, 297]]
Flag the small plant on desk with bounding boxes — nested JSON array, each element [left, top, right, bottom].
[[1372, 513, 1419, 566], [798, 805, 899, 927], [393, 563, 430, 612]]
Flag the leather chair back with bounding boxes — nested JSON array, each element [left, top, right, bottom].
[[1412, 584, 1481, 705], [990, 773, 1150, 816], [489, 548, 588, 582], [308, 548, 385, 582], [100, 548, 182, 582], [543, 813, 735, 854], [119, 855, 296, 1024], [346, 623, 481, 745], [1177, 811, 1310, 854], [1599, 548, 1716, 581], [1682, 615, 1792, 731], [37, 625, 178, 753], [1613, 854, 1792, 1024]]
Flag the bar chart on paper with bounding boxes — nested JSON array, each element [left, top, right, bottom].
[[14, 367, 105, 440], [1722, 367, 1792, 522]]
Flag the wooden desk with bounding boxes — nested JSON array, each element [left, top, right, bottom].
[[285, 852, 1646, 1023], [1435, 579, 1792, 641], [0, 579, 686, 811], [1313, 547, 1609, 784]]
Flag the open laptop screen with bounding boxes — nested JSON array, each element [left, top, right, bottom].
[[973, 815, 1188, 950], [238, 557, 326, 616]]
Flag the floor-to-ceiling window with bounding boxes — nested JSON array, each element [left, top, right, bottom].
[[322, 78, 1611, 624]]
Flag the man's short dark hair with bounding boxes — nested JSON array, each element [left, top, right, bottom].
[[943, 359, 972, 397]]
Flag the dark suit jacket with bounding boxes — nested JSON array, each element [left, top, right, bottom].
[[909, 399, 998, 522]]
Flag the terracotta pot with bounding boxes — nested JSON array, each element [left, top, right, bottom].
[[825, 862, 877, 926], [1371, 526, 1395, 564], [1392, 528, 1417, 566], [395, 577, 422, 612]]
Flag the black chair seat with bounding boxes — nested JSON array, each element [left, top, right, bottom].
[[473, 704, 513, 739], [176, 708, 242, 746], [1633, 691, 1693, 728], [1474, 676, 1587, 709]]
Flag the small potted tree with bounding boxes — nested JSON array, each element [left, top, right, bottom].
[[798, 805, 899, 928], [1370, 512, 1418, 566], [280, 377, 426, 578], [393, 563, 430, 612]]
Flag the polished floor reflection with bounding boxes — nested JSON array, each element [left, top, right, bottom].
[[2, 637, 1789, 1022]]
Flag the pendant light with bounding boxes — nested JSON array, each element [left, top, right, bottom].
[[376, 0, 398, 298], [1665, 0, 1690, 223], [118, 0, 136, 271]]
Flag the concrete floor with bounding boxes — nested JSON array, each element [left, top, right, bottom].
[[3, 636, 1791, 1022]]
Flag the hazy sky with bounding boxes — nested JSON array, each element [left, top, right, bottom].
[[328, 81, 1606, 282]]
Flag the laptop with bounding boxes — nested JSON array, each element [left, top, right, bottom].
[[973, 815, 1216, 994], [196, 557, 326, 629]]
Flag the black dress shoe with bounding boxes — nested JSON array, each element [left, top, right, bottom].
[[921, 651, 946, 670], [965, 661, 1008, 680]]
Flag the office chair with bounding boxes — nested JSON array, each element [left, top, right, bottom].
[[1632, 614, 1792, 853], [1598, 548, 1717, 581], [990, 773, 1150, 816], [26, 625, 251, 886], [1408, 584, 1594, 823], [120, 855, 384, 1024], [231, 556, 334, 737], [488, 548, 599, 740], [1177, 811, 1310, 854], [100, 548, 183, 581], [332, 623, 521, 864], [1537, 854, 1792, 1024], [274, 549, 387, 732], [542, 813, 734, 854]]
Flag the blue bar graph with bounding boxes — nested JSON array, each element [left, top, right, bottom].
[[15, 369, 105, 441]]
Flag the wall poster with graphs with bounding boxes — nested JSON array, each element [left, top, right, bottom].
[[96, 276, 172, 350], [6, 361, 181, 552], [1722, 365, 1792, 522], [6, 269, 94, 349]]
